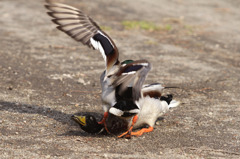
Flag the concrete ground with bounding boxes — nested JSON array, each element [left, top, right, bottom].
[[0, 0, 239, 158]]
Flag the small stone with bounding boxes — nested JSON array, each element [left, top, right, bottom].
[[77, 78, 85, 84], [66, 93, 72, 97], [156, 121, 161, 125], [77, 78, 90, 85]]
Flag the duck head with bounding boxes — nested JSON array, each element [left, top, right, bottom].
[[71, 115, 104, 134]]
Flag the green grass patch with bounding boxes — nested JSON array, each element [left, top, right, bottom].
[[122, 20, 158, 31], [164, 24, 172, 31], [121, 20, 172, 32]]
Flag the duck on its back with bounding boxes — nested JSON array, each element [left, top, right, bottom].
[[108, 84, 180, 137], [71, 93, 180, 136], [134, 95, 179, 128]]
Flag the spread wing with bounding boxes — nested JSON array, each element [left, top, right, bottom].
[[45, 0, 119, 68], [113, 60, 151, 102]]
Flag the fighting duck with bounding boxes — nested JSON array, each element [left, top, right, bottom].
[[45, 1, 180, 138], [72, 93, 180, 137]]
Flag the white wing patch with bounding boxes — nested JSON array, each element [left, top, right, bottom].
[[142, 84, 165, 93], [138, 63, 149, 66], [109, 107, 124, 116], [122, 71, 136, 75], [90, 38, 107, 63], [129, 109, 140, 114]]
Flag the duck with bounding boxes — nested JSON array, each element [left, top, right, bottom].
[[72, 93, 180, 137], [45, 0, 120, 131], [45, 1, 180, 138], [71, 113, 128, 135]]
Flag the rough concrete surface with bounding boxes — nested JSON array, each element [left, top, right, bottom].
[[0, 0, 240, 158]]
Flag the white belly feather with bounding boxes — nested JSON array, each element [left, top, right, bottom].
[[133, 96, 172, 128]]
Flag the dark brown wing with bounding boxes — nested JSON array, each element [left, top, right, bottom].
[[45, 1, 119, 69], [113, 60, 151, 101], [45, 1, 99, 47]]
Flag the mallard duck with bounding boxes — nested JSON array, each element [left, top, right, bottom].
[[71, 113, 128, 134], [72, 94, 179, 137], [45, 0, 120, 130], [113, 83, 180, 138], [45, 1, 180, 138]]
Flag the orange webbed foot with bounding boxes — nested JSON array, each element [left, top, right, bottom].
[[118, 115, 138, 138], [118, 130, 132, 138], [131, 126, 154, 137]]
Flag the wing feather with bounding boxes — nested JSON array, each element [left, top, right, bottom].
[[45, 1, 119, 67], [113, 60, 151, 101]]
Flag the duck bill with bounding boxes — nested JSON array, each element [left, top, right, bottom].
[[71, 115, 86, 126]]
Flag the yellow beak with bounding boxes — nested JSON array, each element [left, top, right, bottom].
[[71, 115, 86, 126]]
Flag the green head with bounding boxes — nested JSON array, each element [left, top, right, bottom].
[[71, 115, 104, 134], [121, 59, 134, 66]]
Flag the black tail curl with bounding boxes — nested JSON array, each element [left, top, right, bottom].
[[160, 94, 173, 104]]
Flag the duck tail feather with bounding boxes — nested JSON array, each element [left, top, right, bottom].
[[168, 100, 180, 108]]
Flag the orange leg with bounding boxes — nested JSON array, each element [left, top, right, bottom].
[[131, 126, 154, 136], [98, 112, 108, 124], [98, 112, 110, 134], [118, 115, 138, 138]]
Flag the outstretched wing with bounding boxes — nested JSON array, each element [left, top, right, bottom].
[[45, 0, 119, 68], [113, 60, 151, 102]]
